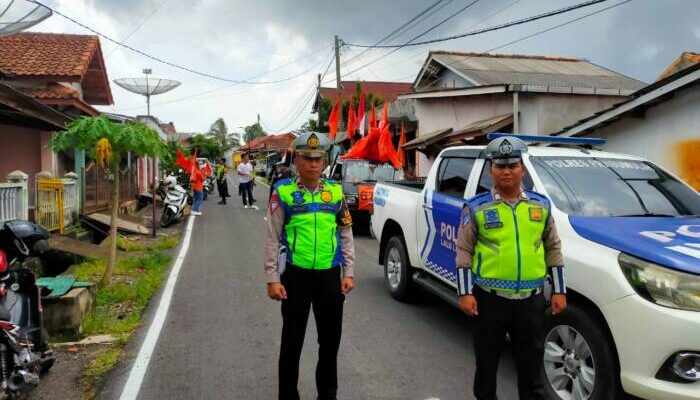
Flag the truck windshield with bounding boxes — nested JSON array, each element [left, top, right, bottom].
[[344, 160, 403, 183], [530, 156, 700, 217]]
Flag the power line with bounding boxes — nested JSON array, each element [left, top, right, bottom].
[[343, 0, 610, 49], [32, 0, 329, 85], [331, 0, 482, 83], [105, 0, 171, 59], [486, 0, 634, 52]]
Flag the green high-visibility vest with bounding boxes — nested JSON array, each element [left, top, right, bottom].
[[468, 191, 550, 293], [277, 179, 345, 269]]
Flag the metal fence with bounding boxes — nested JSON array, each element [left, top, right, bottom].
[[34, 172, 80, 234], [0, 171, 29, 226]]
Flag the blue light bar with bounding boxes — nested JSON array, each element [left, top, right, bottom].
[[486, 133, 606, 145]]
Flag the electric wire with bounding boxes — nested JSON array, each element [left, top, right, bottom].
[[342, 0, 609, 48], [32, 0, 330, 85]]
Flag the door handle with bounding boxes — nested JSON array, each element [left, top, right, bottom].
[[422, 204, 433, 210]]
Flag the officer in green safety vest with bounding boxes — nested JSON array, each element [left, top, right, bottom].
[[264, 132, 355, 400], [456, 136, 567, 400]]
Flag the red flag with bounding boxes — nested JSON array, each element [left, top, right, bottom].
[[328, 97, 340, 139], [368, 101, 377, 131], [342, 126, 382, 161], [379, 102, 389, 130], [187, 148, 198, 178], [347, 100, 357, 140], [357, 85, 366, 136], [397, 123, 406, 169], [378, 124, 402, 169], [176, 148, 188, 170]]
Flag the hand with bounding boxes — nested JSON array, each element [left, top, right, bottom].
[[551, 294, 567, 315], [341, 277, 355, 294], [267, 282, 287, 301], [458, 295, 478, 317]]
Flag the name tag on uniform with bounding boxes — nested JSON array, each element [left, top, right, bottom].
[[484, 209, 503, 229], [529, 207, 543, 221]]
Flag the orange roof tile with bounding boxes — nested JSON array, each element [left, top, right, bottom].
[[319, 81, 412, 103], [0, 32, 98, 77], [657, 52, 700, 81], [28, 83, 80, 99]]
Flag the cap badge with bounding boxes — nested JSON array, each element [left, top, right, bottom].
[[498, 139, 513, 156], [307, 134, 320, 149]]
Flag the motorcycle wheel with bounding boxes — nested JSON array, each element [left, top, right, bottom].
[[203, 190, 208, 201], [160, 208, 176, 228], [187, 195, 193, 205]]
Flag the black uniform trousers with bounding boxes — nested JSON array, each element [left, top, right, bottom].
[[279, 264, 344, 400], [473, 285, 546, 400]]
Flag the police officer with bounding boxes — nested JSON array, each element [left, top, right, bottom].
[[456, 136, 567, 400], [264, 132, 355, 400]]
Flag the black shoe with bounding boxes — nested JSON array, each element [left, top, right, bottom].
[[218, 200, 225, 205]]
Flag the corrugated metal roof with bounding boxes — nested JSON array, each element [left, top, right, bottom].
[[426, 51, 646, 92]]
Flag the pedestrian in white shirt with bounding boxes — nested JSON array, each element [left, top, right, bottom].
[[237, 154, 257, 209]]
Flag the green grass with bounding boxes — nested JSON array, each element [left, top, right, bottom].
[[117, 235, 179, 252], [83, 347, 122, 381]]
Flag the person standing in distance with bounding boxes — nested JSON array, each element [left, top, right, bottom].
[[216, 157, 230, 205], [190, 161, 205, 216], [456, 136, 567, 400], [264, 132, 355, 400], [237, 154, 256, 209]]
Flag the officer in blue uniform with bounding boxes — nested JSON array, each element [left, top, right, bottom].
[[456, 136, 568, 400]]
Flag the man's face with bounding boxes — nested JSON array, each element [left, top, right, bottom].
[[490, 161, 525, 191], [294, 155, 324, 181]]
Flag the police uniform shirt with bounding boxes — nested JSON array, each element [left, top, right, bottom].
[[456, 188, 565, 292], [264, 178, 355, 283]]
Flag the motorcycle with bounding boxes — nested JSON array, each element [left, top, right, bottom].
[[158, 175, 190, 228], [202, 175, 215, 201], [0, 220, 55, 398]]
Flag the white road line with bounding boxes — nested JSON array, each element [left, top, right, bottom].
[[119, 215, 196, 400]]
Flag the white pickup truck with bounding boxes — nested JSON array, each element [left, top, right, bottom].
[[370, 137, 700, 400]]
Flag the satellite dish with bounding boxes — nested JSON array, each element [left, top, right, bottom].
[[113, 78, 181, 96], [0, 0, 52, 36], [114, 75, 181, 116]]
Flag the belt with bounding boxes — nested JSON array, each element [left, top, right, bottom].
[[481, 286, 541, 300]]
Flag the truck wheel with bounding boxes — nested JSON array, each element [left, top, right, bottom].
[[543, 304, 619, 400], [384, 236, 414, 301]]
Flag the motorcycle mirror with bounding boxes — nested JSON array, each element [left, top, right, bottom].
[[0, 250, 6, 274]]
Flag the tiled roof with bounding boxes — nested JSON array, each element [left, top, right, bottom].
[[319, 81, 412, 102], [656, 52, 700, 81], [160, 122, 177, 134], [27, 83, 79, 99], [0, 33, 98, 77]]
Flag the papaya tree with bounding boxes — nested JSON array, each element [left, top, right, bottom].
[[51, 116, 165, 285]]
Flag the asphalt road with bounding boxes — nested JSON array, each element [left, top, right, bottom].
[[99, 180, 520, 400]]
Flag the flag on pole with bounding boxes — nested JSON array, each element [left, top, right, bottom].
[[357, 85, 366, 137], [368, 101, 377, 131], [379, 101, 389, 130], [378, 124, 402, 170], [328, 97, 340, 139], [397, 123, 406, 169], [347, 99, 357, 141]]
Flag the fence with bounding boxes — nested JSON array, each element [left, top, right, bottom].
[[0, 171, 29, 226], [34, 172, 80, 234], [83, 162, 139, 215]]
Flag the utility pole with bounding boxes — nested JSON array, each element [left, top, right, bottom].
[[334, 35, 342, 92], [317, 73, 322, 130]]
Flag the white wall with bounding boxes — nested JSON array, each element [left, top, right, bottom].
[[585, 87, 700, 183]]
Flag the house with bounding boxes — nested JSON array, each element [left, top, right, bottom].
[[313, 80, 412, 111], [0, 32, 113, 213], [395, 51, 646, 176], [555, 53, 700, 190]]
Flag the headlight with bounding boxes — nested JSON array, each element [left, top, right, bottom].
[[619, 253, 700, 312], [346, 196, 357, 205]]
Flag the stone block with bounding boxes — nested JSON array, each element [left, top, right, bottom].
[[42, 286, 95, 339]]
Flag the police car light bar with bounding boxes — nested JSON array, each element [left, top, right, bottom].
[[486, 133, 606, 145]]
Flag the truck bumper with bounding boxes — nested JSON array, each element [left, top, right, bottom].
[[601, 294, 700, 400]]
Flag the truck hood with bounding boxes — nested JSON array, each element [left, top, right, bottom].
[[569, 216, 700, 275]]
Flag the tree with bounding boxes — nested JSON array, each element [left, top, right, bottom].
[[189, 134, 223, 160], [244, 122, 265, 143], [51, 116, 165, 286], [300, 119, 318, 132], [208, 117, 229, 148]]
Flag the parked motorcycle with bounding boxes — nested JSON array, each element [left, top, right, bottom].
[[202, 175, 215, 201], [0, 220, 56, 398], [158, 175, 190, 228]]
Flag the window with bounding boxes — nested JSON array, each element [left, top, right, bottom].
[[529, 156, 700, 216], [435, 157, 475, 198], [476, 160, 534, 194]]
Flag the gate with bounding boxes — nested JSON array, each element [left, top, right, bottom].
[[35, 177, 65, 233], [83, 162, 111, 214]]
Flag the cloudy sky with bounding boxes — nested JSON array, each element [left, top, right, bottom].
[[29, 0, 700, 137]]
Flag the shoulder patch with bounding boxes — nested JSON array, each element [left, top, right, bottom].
[[524, 190, 551, 207], [467, 191, 493, 208]]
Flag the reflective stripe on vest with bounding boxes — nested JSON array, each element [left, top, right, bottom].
[[472, 199, 548, 293], [277, 180, 344, 269]]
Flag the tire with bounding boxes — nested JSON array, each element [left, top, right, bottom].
[[187, 195, 193, 205], [543, 304, 619, 400], [160, 208, 176, 228], [383, 236, 415, 301], [203, 190, 208, 201]]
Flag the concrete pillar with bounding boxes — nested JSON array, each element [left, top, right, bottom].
[[6, 170, 29, 220]]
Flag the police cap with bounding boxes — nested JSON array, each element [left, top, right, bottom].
[[483, 136, 528, 165], [292, 132, 330, 158]]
